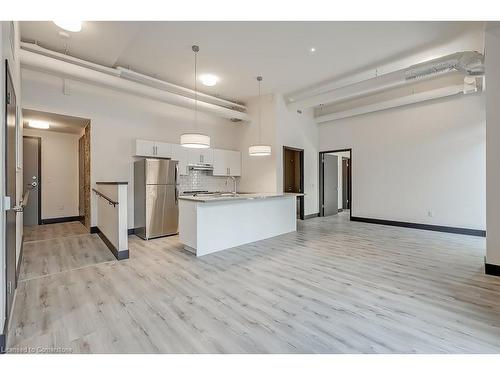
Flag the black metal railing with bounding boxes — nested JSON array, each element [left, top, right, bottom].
[[92, 188, 119, 207]]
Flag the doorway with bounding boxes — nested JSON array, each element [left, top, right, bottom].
[[283, 146, 304, 220], [23, 136, 41, 225], [319, 148, 352, 218], [22, 109, 91, 228]]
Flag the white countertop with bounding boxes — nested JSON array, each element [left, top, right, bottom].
[[179, 192, 304, 203]]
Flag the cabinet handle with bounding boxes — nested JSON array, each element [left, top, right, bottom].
[[200, 155, 204, 163]]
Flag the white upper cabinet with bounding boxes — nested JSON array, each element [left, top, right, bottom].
[[170, 144, 189, 176], [135, 140, 241, 177], [228, 150, 241, 176], [135, 140, 171, 158], [188, 148, 214, 165], [213, 149, 241, 176], [135, 139, 156, 157], [155, 142, 172, 158]]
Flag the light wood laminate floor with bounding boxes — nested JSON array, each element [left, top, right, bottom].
[[24, 221, 89, 242], [20, 231, 115, 281], [8, 214, 500, 353]]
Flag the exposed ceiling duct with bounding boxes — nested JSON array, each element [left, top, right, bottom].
[[287, 51, 484, 111], [19, 42, 249, 122], [405, 51, 484, 80], [315, 85, 464, 123], [315, 72, 483, 124]]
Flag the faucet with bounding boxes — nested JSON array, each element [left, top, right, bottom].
[[227, 176, 237, 196]]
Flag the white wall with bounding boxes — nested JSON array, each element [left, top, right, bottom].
[[24, 128, 80, 219], [21, 69, 243, 228], [237, 94, 320, 216], [319, 93, 486, 230], [237, 94, 278, 194], [0, 20, 22, 339], [275, 95, 319, 216], [485, 24, 500, 266]]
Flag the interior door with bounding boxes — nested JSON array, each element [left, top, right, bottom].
[[342, 157, 351, 209], [323, 154, 339, 216], [23, 136, 41, 225], [5, 61, 17, 323]]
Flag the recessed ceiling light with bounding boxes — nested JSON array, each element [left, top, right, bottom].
[[29, 120, 50, 129], [53, 21, 82, 32], [310, 47, 316, 53], [199, 74, 219, 87]]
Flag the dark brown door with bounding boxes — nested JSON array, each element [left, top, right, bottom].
[[342, 157, 351, 209], [283, 146, 304, 220], [283, 148, 301, 193], [5, 61, 17, 323]]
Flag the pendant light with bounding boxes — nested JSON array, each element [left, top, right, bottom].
[[180, 45, 211, 149], [249, 76, 272, 156]]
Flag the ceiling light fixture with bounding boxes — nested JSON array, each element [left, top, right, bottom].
[[180, 45, 211, 149], [199, 73, 219, 87], [53, 21, 82, 32], [310, 47, 316, 53], [249, 76, 272, 157], [29, 120, 50, 129]]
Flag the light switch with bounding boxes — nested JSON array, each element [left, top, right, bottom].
[[4, 196, 11, 210]]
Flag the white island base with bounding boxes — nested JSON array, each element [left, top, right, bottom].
[[179, 194, 299, 256]]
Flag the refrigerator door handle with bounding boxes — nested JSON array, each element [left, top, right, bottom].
[[175, 162, 179, 205]]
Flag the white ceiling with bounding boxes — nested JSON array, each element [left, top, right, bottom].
[[23, 109, 89, 134], [20, 21, 485, 102]]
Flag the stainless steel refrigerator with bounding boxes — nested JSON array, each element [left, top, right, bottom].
[[134, 159, 178, 239]]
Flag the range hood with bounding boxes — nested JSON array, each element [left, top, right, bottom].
[[188, 163, 214, 171]]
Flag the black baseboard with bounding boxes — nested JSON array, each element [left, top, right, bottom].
[[350, 216, 486, 237], [41, 215, 84, 225], [485, 263, 500, 277], [92, 227, 129, 260], [304, 213, 320, 219], [95, 227, 134, 236]]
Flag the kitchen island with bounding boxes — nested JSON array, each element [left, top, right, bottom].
[[179, 193, 303, 256]]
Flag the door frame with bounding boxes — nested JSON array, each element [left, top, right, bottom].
[[23, 135, 42, 225], [282, 146, 304, 220], [4, 59, 17, 334], [319, 148, 352, 220]]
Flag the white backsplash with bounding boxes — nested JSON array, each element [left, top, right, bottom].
[[179, 169, 239, 193]]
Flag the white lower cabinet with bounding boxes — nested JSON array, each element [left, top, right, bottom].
[[213, 149, 241, 176], [171, 144, 188, 175]]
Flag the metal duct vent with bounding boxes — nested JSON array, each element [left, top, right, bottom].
[[405, 51, 484, 80]]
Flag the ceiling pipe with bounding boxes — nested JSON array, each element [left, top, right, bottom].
[[20, 45, 249, 122], [115, 66, 246, 111], [315, 84, 465, 124], [288, 51, 484, 111]]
